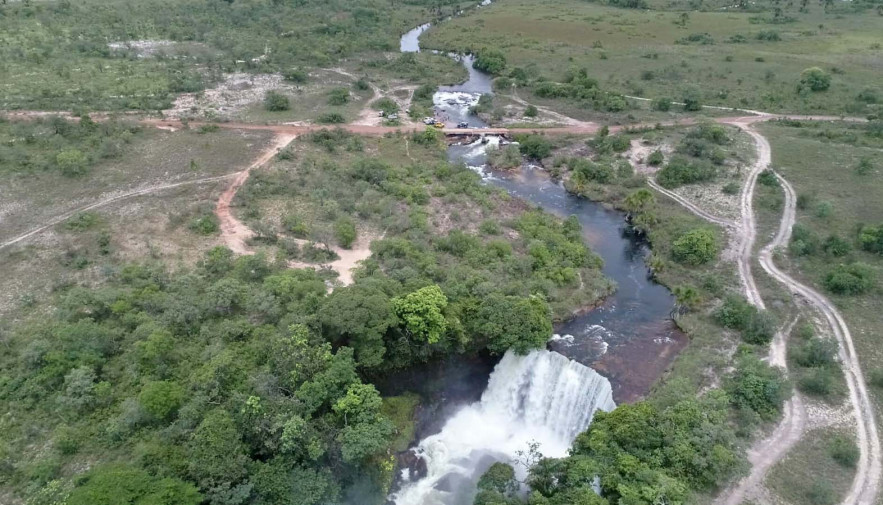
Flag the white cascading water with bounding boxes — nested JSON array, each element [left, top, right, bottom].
[[390, 349, 616, 505]]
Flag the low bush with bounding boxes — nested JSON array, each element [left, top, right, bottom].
[[263, 91, 290, 111], [823, 262, 875, 295], [672, 228, 718, 265]]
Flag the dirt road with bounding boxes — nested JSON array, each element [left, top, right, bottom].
[[215, 133, 297, 254], [0, 172, 239, 252]]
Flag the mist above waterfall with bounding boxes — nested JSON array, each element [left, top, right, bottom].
[[390, 349, 615, 505]]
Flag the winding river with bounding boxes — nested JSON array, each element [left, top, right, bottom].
[[385, 15, 687, 505]]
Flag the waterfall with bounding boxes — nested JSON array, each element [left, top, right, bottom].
[[390, 349, 615, 505]]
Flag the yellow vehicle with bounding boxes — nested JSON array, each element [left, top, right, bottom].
[[432, 121, 445, 128]]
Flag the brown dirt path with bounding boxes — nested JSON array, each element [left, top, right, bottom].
[[215, 133, 297, 254]]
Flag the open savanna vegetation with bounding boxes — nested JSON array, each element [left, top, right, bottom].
[[0, 0, 472, 113], [423, 0, 883, 117]]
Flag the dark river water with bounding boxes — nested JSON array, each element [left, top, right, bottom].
[[380, 17, 688, 505]]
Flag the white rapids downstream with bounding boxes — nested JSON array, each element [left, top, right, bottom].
[[389, 350, 616, 505]]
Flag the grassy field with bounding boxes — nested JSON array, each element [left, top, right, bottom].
[[766, 427, 858, 505], [0, 127, 273, 317], [423, 0, 883, 116]]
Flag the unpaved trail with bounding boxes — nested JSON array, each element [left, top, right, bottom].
[[0, 173, 239, 252], [216, 133, 297, 254], [288, 233, 378, 286], [728, 120, 769, 309], [753, 168, 881, 505], [646, 177, 737, 229]]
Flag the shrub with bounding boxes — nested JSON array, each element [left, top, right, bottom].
[[57, 149, 89, 176], [682, 86, 703, 111], [473, 49, 507, 74], [800, 67, 831, 92], [798, 367, 836, 396], [516, 134, 553, 160], [64, 212, 101, 231], [657, 156, 716, 188], [855, 157, 875, 175], [652, 97, 672, 111], [743, 310, 776, 345], [372, 97, 398, 114], [869, 368, 883, 389], [647, 149, 664, 166], [327, 87, 350, 105], [822, 235, 852, 257], [283, 68, 308, 83], [755, 30, 781, 41], [263, 91, 290, 111], [816, 201, 833, 218], [725, 356, 787, 419], [859, 224, 883, 254], [829, 435, 859, 468], [524, 104, 538, 117], [188, 215, 220, 235], [334, 217, 357, 249], [317, 112, 346, 124], [789, 224, 819, 256], [722, 182, 740, 195], [823, 262, 875, 295], [672, 228, 718, 265], [757, 170, 779, 187], [792, 338, 838, 367]]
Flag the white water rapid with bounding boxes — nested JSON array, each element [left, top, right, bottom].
[[390, 349, 616, 505]]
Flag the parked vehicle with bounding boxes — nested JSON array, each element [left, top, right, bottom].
[[457, 122, 469, 129], [423, 117, 435, 125], [432, 121, 445, 128]]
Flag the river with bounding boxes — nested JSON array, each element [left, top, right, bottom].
[[385, 15, 687, 505]]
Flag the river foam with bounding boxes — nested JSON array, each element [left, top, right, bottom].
[[390, 349, 615, 505]]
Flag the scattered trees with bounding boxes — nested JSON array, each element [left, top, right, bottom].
[[473, 49, 507, 74]]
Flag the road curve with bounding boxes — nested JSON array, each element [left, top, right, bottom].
[[0, 173, 239, 252], [756, 171, 881, 505]]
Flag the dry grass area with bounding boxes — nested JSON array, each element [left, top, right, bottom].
[[0, 128, 273, 318]]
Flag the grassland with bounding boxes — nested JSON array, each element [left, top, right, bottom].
[[0, 0, 473, 112], [766, 427, 858, 505], [0, 126, 273, 317], [423, 0, 883, 116]]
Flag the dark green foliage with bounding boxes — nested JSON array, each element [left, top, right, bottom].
[[334, 217, 357, 249], [327, 87, 351, 106], [138, 380, 185, 421], [656, 156, 716, 188], [527, 392, 742, 505], [722, 182, 740, 195], [647, 149, 664, 166], [283, 68, 309, 84], [757, 170, 779, 187], [317, 112, 346, 124], [516, 134, 554, 160], [714, 296, 776, 345], [372, 97, 399, 115], [473, 49, 507, 74], [653, 97, 672, 111], [671, 228, 718, 265], [822, 235, 852, 257], [682, 86, 703, 111], [264, 91, 291, 111], [789, 224, 820, 256], [829, 435, 859, 468], [798, 367, 837, 397], [792, 338, 838, 368], [188, 213, 220, 235], [524, 104, 539, 117], [859, 224, 883, 254], [67, 465, 201, 505], [0, 117, 140, 176], [676, 32, 715, 45], [725, 355, 788, 419], [823, 262, 875, 295], [472, 294, 553, 355], [799, 67, 832, 92]]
